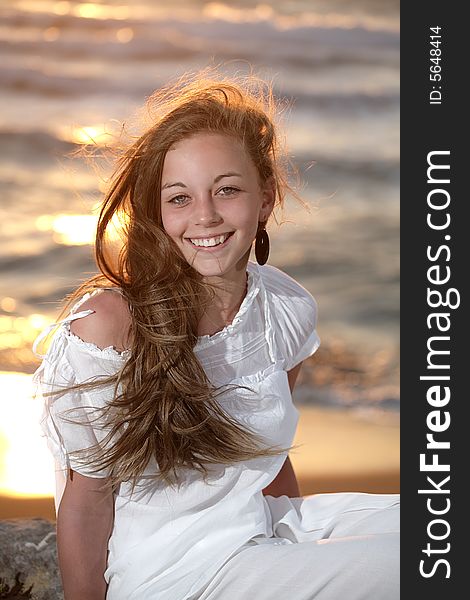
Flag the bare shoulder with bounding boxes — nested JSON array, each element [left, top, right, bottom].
[[69, 289, 132, 352]]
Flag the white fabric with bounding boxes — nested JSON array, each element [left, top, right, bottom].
[[32, 261, 399, 599], [197, 496, 399, 600]]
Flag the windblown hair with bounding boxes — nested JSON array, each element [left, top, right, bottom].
[[39, 67, 308, 499]]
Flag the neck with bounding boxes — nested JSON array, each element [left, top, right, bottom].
[[198, 269, 249, 337]]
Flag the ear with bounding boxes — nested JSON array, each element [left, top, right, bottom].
[[259, 176, 276, 222]]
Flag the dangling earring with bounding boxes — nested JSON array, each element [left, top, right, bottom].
[[255, 222, 270, 265]]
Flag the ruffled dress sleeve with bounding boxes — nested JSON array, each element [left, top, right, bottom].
[[262, 265, 321, 371], [31, 303, 127, 513]]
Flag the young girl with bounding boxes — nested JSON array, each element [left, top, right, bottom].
[[32, 72, 400, 600]]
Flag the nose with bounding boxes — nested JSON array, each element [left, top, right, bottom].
[[192, 193, 222, 226]]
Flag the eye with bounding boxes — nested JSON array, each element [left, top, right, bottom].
[[168, 194, 189, 206], [217, 186, 240, 196]]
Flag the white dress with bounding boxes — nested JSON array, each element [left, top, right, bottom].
[[32, 261, 400, 599]]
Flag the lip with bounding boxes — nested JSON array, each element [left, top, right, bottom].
[[185, 231, 234, 251]]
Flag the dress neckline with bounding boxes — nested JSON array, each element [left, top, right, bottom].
[[61, 261, 261, 354], [195, 261, 261, 348]]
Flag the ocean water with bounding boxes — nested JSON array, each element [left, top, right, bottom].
[[0, 0, 399, 410]]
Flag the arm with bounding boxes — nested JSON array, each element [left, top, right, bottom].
[[57, 469, 114, 600], [53, 292, 124, 598], [262, 361, 304, 498], [261, 455, 300, 498]]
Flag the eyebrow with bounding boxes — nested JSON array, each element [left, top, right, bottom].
[[161, 172, 242, 191]]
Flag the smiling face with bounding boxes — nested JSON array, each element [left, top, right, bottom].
[[160, 132, 274, 282]]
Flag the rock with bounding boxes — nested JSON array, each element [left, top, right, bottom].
[[0, 518, 63, 600]]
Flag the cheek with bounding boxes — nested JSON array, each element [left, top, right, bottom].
[[236, 203, 262, 234], [160, 211, 180, 238]]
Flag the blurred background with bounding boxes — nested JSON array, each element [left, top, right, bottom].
[[0, 0, 399, 519]]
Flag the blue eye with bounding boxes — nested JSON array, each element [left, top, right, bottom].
[[167, 187, 239, 205], [218, 186, 239, 196], [168, 195, 189, 205]]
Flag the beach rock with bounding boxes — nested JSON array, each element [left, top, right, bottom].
[[0, 518, 62, 600]]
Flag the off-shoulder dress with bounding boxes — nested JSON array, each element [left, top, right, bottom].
[[32, 260, 400, 600]]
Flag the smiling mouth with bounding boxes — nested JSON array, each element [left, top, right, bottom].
[[186, 232, 234, 248]]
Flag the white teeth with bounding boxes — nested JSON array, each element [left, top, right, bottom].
[[189, 233, 231, 247]]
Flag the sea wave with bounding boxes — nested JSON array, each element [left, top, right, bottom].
[[0, 128, 399, 182], [1, 2, 400, 36], [0, 67, 399, 115], [1, 9, 399, 68], [0, 1, 400, 410]]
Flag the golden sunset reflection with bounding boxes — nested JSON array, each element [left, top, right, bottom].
[[201, 2, 397, 32], [0, 313, 49, 353], [76, 2, 103, 19], [67, 124, 112, 146], [0, 371, 55, 497], [0, 298, 16, 313], [36, 213, 97, 245], [203, 2, 274, 23], [53, 1, 71, 16], [13, 1, 398, 33], [15, 0, 131, 20], [43, 26, 60, 42], [35, 211, 126, 246], [116, 27, 134, 43]]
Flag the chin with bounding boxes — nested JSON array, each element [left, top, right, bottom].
[[185, 256, 240, 278], [190, 263, 230, 278], [179, 242, 251, 276]]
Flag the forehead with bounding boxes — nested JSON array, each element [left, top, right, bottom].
[[162, 132, 254, 174]]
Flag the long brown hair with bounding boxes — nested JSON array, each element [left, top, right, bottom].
[[38, 68, 308, 499]]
